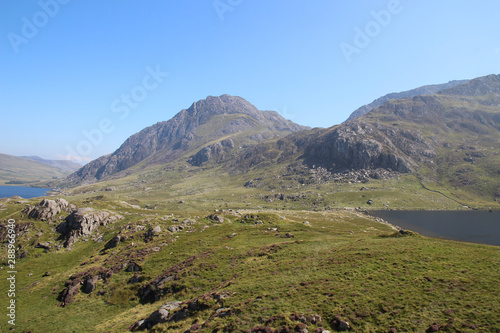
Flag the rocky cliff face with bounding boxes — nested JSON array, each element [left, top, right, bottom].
[[66, 95, 307, 185], [302, 75, 500, 187], [301, 121, 422, 173]]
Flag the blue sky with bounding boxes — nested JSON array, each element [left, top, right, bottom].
[[1, 0, 499, 164]]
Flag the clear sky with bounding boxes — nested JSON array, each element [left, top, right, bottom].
[[1, 0, 499, 164]]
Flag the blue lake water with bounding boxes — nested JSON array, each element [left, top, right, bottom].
[[0, 186, 53, 199], [370, 210, 500, 247]]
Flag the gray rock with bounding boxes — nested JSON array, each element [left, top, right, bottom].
[[167, 225, 184, 233], [128, 274, 143, 284], [338, 320, 350, 331], [147, 308, 170, 324], [104, 235, 121, 250], [56, 208, 123, 247], [23, 198, 70, 221], [215, 308, 232, 317], [160, 301, 182, 312], [207, 213, 224, 223], [36, 242, 51, 250], [125, 262, 142, 272], [83, 275, 98, 294], [169, 308, 189, 322]]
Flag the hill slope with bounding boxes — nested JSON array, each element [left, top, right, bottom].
[[0, 153, 74, 185]]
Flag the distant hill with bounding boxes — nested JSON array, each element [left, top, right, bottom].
[[0, 153, 74, 185], [21, 155, 81, 172], [345, 79, 468, 121]]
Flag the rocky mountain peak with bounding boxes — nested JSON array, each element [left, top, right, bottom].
[[187, 95, 260, 117], [66, 95, 306, 185]]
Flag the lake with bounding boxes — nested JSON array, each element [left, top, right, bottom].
[[370, 210, 500, 246], [0, 185, 53, 199]]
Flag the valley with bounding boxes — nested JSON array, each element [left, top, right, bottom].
[[1, 75, 499, 332]]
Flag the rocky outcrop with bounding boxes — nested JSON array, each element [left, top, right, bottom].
[[131, 292, 234, 331], [188, 138, 235, 166], [23, 198, 72, 221], [56, 208, 123, 247], [302, 121, 421, 173]]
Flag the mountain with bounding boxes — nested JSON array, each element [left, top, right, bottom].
[[21, 156, 81, 172], [210, 74, 499, 203], [64, 75, 500, 206], [302, 74, 500, 199], [345, 79, 468, 121], [0, 153, 75, 185], [66, 95, 308, 185]]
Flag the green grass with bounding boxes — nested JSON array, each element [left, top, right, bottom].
[[1, 197, 499, 332]]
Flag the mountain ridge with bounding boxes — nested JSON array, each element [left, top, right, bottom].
[[62, 74, 500, 205], [345, 79, 469, 122]]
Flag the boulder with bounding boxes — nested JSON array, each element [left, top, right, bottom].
[[104, 235, 121, 250], [331, 316, 351, 331], [125, 262, 142, 272], [128, 274, 143, 284], [82, 275, 98, 294], [23, 198, 70, 221], [58, 280, 81, 307], [147, 308, 170, 325], [35, 242, 51, 250], [160, 301, 182, 312], [167, 225, 184, 233], [56, 208, 123, 247], [207, 214, 224, 223]]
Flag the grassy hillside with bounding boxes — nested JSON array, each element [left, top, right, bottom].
[[0, 153, 73, 185], [360, 94, 500, 203], [0, 195, 498, 332]]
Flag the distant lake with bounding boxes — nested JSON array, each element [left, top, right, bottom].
[[370, 210, 500, 247], [0, 186, 53, 199]]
